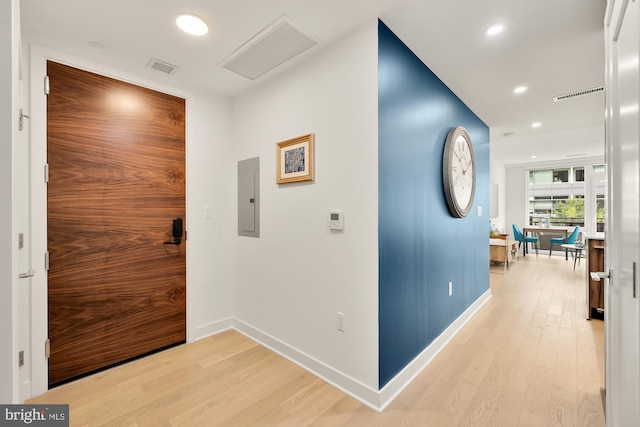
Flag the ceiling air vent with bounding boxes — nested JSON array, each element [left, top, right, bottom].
[[221, 15, 318, 80], [146, 58, 178, 74], [553, 86, 605, 102]]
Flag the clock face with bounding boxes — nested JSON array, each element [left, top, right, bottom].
[[443, 127, 476, 217]]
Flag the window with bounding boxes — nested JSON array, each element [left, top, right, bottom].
[[529, 168, 573, 184], [529, 169, 552, 184], [552, 168, 569, 182], [528, 166, 585, 228], [596, 194, 605, 231], [527, 164, 606, 234], [594, 164, 606, 232]]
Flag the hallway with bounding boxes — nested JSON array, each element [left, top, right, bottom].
[[29, 255, 605, 426]]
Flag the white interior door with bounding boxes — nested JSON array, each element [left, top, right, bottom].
[[605, 0, 640, 425]]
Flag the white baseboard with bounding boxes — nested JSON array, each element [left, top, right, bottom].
[[191, 317, 234, 342], [20, 380, 32, 404], [378, 288, 492, 410], [231, 289, 490, 411], [233, 319, 382, 411], [180, 289, 492, 411]]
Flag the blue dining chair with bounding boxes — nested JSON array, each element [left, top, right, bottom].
[[512, 224, 539, 257], [549, 226, 580, 257]]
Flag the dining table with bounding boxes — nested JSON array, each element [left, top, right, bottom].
[[521, 226, 569, 257]]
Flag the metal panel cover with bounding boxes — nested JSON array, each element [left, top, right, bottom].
[[238, 157, 259, 237]]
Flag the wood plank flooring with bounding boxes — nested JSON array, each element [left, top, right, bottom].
[[28, 255, 605, 426]]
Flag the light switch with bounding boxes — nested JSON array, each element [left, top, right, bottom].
[[203, 205, 212, 220], [477, 206, 483, 216]]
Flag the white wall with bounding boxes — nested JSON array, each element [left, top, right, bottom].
[[232, 20, 380, 397], [504, 165, 528, 233], [0, 0, 20, 404], [26, 43, 235, 396], [489, 159, 506, 232], [184, 91, 236, 341]]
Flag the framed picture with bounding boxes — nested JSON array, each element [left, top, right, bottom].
[[276, 133, 315, 184]]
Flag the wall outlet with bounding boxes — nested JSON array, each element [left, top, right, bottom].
[[449, 281, 453, 296], [337, 312, 346, 332]]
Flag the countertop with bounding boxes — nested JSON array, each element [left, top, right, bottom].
[[585, 233, 605, 241]]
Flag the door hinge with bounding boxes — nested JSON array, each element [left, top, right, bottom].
[[45, 251, 50, 271], [184, 230, 187, 241], [45, 339, 50, 359], [44, 76, 50, 95], [18, 350, 24, 367], [44, 163, 49, 183]]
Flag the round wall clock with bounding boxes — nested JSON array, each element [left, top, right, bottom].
[[443, 126, 476, 218]]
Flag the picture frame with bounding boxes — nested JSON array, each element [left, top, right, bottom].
[[276, 133, 315, 184]]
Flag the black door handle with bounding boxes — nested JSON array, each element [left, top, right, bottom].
[[164, 218, 183, 245]]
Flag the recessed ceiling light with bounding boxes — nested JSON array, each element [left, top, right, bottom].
[[531, 122, 542, 128], [513, 86, 528, 94], [176, 14, 208, 36], [531, 155, 537, 159], [486, 24, 504, 36]]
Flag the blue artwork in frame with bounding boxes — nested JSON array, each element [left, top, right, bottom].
[[284, 147, 306, 173]]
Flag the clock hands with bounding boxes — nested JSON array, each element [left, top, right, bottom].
[[454, 149, 471, 174], [462, 160, 472, 174]]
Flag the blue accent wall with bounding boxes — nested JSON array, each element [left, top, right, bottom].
[[378, 21, 490, 388]]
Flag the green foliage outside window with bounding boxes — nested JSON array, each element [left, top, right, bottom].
[[597, 203, 605, 224], [552, 198, 604, 223], [552, 199, 584, 222]]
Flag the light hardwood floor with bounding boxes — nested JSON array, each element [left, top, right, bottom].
[[28, 255, 605, 426]]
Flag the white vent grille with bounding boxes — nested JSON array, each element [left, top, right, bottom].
[[146, 58, 178, 74], [221, 16, 318, 80], [553, 86, 605, 102]]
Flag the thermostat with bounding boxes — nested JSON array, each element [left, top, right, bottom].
[[329, 211, 344, 231]]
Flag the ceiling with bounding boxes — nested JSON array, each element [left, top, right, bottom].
[[20, 0, 607, 164]]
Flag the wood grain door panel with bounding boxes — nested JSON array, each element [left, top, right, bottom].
[[47, 61, 186, 386]]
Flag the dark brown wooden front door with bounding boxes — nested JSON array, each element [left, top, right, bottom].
[[46, 61, 186, 387]]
